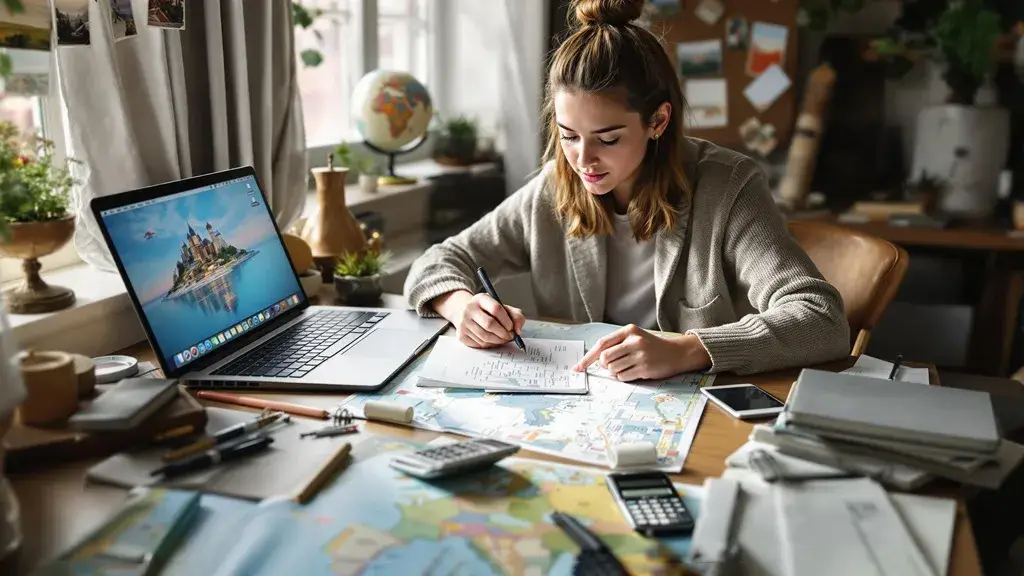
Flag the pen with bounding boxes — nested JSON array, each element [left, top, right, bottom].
[[475, 266, 526, 352], [295, 442, 352, 504], [196, 391, 333, 419], [151, 433, 274, 478], [161, 411, 284, 462], [551, 512, 628, 576], [888, 354, 903, 380]]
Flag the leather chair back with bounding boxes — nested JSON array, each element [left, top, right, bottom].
[[787, 220, 909, 355]]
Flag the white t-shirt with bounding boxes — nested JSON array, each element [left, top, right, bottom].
[[604, 212, 657, 329]]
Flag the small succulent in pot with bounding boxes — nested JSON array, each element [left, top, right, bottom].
[[333, 248, 389, 306]]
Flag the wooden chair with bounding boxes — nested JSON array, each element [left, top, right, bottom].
[[787, 220, 910, 356]]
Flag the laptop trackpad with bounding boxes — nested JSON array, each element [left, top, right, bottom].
[[347, 328, 427, 358]]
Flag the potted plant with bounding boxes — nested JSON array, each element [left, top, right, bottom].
[[333, 247, 389, 306], [0, 122, 79, 314], [864, 0, 1008, 218], [335, 143, 381, 194], [433, 115, 478, 166]]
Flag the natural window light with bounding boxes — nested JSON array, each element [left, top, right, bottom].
[[294, 0, 434, 148]]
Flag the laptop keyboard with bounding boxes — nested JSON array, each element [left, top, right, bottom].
[[211, 309, 389, 379]]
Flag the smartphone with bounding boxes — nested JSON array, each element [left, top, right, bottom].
[[606, 471, 695, 536], [700, 383, 786, 419]]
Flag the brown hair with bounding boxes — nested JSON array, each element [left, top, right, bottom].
[[543, 0, 690, 241]]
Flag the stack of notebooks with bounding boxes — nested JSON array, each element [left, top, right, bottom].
[[747, 369, 1024, 490]]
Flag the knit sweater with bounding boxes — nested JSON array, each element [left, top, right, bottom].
[[403, 138, 851, 375]]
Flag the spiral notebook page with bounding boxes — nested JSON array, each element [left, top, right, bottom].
[[416, 335, 589, 394]]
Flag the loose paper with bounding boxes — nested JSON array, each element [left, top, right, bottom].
[[675, 39, 723, 78], [747, 21, 788, 77], [841, 354, 931, 385], [685, 78, 728, 129], [0, 0, 51, 51], [743, 63, 792, 111], [694, 0, 724, 25], [417, 335, 589, 394]]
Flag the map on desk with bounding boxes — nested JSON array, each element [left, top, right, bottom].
[[166, 435, 704, 575], [338, 320, 714, 472]]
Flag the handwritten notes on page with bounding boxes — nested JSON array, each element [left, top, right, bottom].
[[417, 336, 589, 394]]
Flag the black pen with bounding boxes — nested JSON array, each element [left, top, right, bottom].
[[551, 512, 628, 575], [475, 266, 526, 352], [151, 433, 273, 478], [888, 354, 903, 380]]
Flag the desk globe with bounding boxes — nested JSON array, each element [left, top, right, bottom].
[[351, 70, 433, 185]]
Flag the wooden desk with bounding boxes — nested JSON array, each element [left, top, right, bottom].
[[7, 312, 984, 575]]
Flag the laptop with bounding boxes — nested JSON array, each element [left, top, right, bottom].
[[90, 166, 449, 391]]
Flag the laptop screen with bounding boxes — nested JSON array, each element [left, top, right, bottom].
[[98, 174, 305, 372]]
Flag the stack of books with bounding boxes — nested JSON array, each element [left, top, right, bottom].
[[745, 369, 1024, 490]]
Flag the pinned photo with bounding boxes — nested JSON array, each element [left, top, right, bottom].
[[744, 63, 792, 111], [0, 0, 51, 51], [111, 0, 137, 41], [684, 79, 728, 129], [747, 22, 788, 77], [675, 39, 722, 78], [54, 0, 90, 46], [648, 0, 681, 17], [694, 0, 724, 26], [725, 17, 748, 50], [739, 117, 777, 157], [148, 0, 185, 29], [0, 47, 49, 95]]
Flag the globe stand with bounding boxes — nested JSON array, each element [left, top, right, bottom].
[[363, 133, 429, 186]]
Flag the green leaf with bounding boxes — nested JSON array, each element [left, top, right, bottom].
[[0, 53, 12, 80], [2, 0, 24, 15], [300, 49, 323, 67], [292, 2, 315, 28]]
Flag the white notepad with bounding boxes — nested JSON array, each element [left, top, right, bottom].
[[416, 335, 589, 394]]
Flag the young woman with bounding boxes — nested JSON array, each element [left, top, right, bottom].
[[403, 0, 850, 379]]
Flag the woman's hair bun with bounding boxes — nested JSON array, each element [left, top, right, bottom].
[[572, 0, 645, 27]]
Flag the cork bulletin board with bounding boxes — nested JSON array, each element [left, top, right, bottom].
[[648, 0, 800, 153]]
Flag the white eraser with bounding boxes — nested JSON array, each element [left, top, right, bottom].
[[363, 400, 413, 424], [608, 441, 658, 469]]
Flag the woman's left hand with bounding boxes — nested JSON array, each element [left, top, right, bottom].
[[572, 325, 712, 381]]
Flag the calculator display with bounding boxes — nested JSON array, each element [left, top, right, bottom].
[[621, 487, 674, 498]]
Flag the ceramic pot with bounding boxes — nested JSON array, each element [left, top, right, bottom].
[[15, 349, 77, 426], [299, 267, 324, 299], [0, 216, 76, 314], [334, 274, 382, 306], [358, 173, 378, 194], [910, 104, 1010, 218]]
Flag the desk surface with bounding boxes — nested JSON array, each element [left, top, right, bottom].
[[807, 214, 1024, 252], [8, 298, 983, 575]]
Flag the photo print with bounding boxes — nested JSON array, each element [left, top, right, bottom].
[[684, 78, 728, 129], [0, 0, 51, 51], [647, 0, 681, 17], [54, 0, 90, 46], [148, 0, 185, 29], [747, 21, 788, 77], [111, 0, 137, 41], [675, 39, 722, 78], [725, 16, 748, 50]]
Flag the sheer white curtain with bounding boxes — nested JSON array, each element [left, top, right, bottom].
[[56, 0, 307, 271], [456, 0, 546, 195]]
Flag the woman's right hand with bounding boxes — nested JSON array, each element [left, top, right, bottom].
[[433, 289, 526, 348]]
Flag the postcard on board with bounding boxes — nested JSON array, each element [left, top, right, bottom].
[[685, 79, 728, 129], [111, 0, 138, 41], [747, 22, 788, 77], [694, 0, 725, 26], [676, 39, 723, 78], [726, 17, 748, 50], [648, 0, 681, 17], [149, 0, 186, 30], [0, 0, 51, 51], [744, 64, 792, 111]]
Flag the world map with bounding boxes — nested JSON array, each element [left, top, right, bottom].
[[338, 321, 713, 472], [200, 435, 703, 575], [370, 77, 431, 139]]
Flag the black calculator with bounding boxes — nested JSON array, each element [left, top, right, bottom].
[[389, 438, 520, 479], [606, 471, 695, 536]]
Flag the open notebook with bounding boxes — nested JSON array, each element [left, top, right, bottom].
[[416, 335, 590, 394]]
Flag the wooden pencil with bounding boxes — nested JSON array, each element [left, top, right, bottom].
[[295, 442, 352, 505]]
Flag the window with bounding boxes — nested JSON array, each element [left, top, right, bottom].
[[294, 0, 435, 149], [0, 50, 79, 287]]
